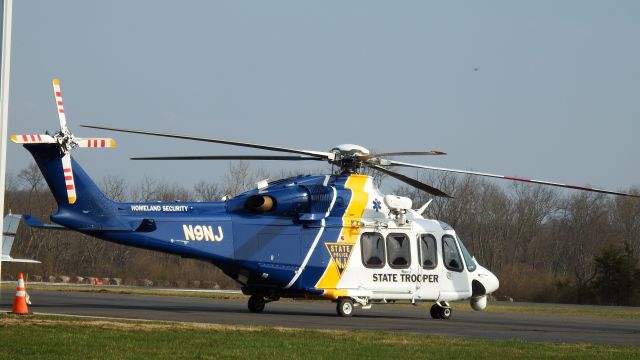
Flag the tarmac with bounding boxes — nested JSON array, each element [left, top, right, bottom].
[[2, 289, 639, 345]]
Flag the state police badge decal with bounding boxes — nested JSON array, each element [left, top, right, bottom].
[[325, 242, 354, 276]]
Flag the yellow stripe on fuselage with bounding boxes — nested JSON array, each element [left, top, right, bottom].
[[316, 174, 369, 298]]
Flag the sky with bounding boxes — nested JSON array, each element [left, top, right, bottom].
[[5, 1, 640, 194]]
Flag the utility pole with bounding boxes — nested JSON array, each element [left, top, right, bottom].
[[0, 0, 14, 300]]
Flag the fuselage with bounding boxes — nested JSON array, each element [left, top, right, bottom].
[[80, 173, 498, 303]]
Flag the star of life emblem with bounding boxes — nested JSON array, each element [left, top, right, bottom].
[[373, 198, 382, 212]]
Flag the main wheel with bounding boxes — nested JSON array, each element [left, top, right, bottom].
[[430, 304, 442, 319], [336, 298, 354, 317], [248, 295, 266, 313]]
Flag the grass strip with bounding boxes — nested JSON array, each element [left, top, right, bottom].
[[0, 314, 638, 360]]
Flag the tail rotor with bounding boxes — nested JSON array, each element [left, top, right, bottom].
[[11, 78, 116, 204]]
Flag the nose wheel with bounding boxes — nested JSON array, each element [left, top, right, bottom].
[[430, 302, 452, 320]]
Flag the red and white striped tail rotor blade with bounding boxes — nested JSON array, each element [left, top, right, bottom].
[[52, 78, 68, 131], [61, 153, 77, 204], [10, 134, 56, 144], [76, 138, 117, 148]]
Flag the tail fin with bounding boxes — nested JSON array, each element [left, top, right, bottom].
[[24, 144, 119, 229], [1, 214, 40, 263], [12, 79, 126, 231]]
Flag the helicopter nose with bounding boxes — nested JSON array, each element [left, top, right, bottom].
[[478, 269, 499, 294]]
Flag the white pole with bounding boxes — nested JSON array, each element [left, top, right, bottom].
[[0, 0, 14, 300]]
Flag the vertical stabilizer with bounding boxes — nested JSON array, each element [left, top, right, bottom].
[[24, 144, 119, 230]]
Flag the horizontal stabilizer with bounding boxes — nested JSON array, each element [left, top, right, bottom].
[[24, 214, 157, 233], [23, 214, 68, 230]]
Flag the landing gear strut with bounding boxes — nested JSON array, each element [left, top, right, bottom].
[[248, 295, 266, 313], [430, 302, 452, 320]]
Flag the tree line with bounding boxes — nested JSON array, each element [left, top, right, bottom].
[[397, 172, 640, 305], [3, 162, 639, 305]]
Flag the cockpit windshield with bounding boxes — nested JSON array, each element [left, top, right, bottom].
[[457, 236, 477, 272]]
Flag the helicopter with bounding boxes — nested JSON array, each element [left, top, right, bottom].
[[10, 79, 639, 319]]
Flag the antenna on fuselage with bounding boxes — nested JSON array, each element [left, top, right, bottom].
[[416, 199, 433, 216]]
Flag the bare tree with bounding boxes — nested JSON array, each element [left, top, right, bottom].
[[222, 161, 270, 197], [131, 175, 159, 202], [552, 192, 609, 283], [17, 163, 45, 206], [17, 163, 44, 193], [4, 172, 19, 211], [5, 171, 18, 193], [100, 175, 129, 202], [508, 183, 558, 267], [609, 187, 640, 257], [193, 180, 222, 201], [154, 182, 191, 202]]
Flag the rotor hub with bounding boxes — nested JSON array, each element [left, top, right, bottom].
[[329, 144, 370, 173], [55, 129, 78, 154], [330, 144, 370, 156]]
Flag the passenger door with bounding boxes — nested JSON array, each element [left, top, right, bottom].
[[384, 232, 414, 295], [413, 233, 439, 300]]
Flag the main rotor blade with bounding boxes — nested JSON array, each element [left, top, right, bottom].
[[359, 150, 446, 160], [130, 155, 325, 161], [81, 125, 334, 160], [370, 165, 451, 198], [388, 160, 640, 198]]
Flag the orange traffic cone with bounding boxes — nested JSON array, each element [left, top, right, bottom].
[[11, 272, 31, 315]]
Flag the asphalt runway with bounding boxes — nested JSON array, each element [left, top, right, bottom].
[[2, 289, 639, 345]]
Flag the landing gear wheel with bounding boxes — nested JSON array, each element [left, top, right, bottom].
[[430, 304, 442, 319], [337, 298, 354, 317], [248, 295, 266, 313], [430, 304, 452, 319], [441, 307, 452, 320]]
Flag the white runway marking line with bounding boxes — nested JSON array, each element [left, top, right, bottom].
[[32, 312, 161, 323]]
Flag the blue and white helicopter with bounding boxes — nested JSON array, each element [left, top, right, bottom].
[[12, 79, 639, 319]]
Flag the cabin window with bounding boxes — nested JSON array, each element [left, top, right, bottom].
[[442, 235, 463, 272], [386, 233, 411, 269], [361, 232, 385, 268], [419, 234, 437, 269]]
